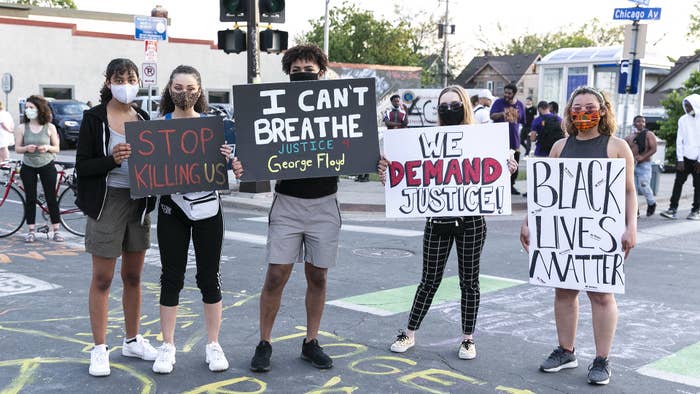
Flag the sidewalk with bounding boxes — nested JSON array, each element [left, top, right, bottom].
[[220, 166, 694, 214]]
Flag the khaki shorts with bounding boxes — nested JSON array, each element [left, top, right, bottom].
[[265, 193, 341, 269], [85, 187, 151, 259]]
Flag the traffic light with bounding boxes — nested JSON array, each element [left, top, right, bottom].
[[219, 0, 284, 23], [260, 29, 288, 53], [218, 28, 246, 54]]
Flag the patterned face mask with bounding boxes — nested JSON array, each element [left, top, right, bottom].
[[570, 109, 601, 130]]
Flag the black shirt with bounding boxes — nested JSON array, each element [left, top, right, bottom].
[[275, 176, 339, 199]]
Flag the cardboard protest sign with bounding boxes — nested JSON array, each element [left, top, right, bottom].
[[125, 116, 229, 198], [384, 123, 511, 218], [232, 78, 380, 181], [526, 158, 626, 294]]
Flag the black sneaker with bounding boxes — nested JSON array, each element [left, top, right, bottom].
[[587, 356, 611, 385], [511, 187, 521, 195], [646, 203, 656, 217], [301, 338, 333, 369], [540, 346, 578, 372], [250, 340, 272, 372]]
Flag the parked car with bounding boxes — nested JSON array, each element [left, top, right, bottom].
[[47, 99, 90, 149], [207, 103, 233, 119], [132, 95, 161, 119]]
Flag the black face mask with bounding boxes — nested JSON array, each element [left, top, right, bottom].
[[289, 72, 319, 81], [439, 110, 463, 126]]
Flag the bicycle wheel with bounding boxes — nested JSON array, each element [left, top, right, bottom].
[[0, 184, 26, 238], [58, 186, 86, 237]]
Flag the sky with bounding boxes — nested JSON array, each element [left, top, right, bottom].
[[72, 0, 698, 69]]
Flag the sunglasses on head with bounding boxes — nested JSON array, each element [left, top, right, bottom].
[[438, 101, 464, 113]]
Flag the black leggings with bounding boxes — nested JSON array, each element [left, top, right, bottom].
[[157, 195, 224, 307], [19, 162, 60, 226], [407, 216, 487, 335]]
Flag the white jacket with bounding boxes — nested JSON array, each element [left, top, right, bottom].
[[677, 93, 700, 161]]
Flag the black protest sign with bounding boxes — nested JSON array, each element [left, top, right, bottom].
[[526, 158, 626, 294], [232, 78, 380, 181], [125, 116, 229, 198]]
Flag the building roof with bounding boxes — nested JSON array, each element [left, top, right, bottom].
[[648, 52, 700, 93], [453, 53, 540, 85], [539, 46, 672, 70]]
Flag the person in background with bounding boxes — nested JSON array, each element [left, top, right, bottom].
[[660, 94, 700, 220], [379, 85, 518, 361], [529, 100, 564, 158], [549, 101, 559, 117], [490, 83, 526, 195], [521, 96, 537, 156], [0, 100, 15, 161], [472, 91, 492, 124], [75, 58, 157, 377], [12, 95, 61, 242], [151, 65, 232, 375], [624, 115, 658, 217], [521, 86, 637, 386]]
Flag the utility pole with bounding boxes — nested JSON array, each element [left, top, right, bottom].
[[441, 0, 450, 87], [240, 0, 271, 192], [622, 18, 639, 135], [323, 0, 330, 57]]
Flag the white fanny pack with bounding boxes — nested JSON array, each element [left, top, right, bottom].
[[170, 191, 220, 221]]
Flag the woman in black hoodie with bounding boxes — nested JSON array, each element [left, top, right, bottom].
[[75, 58, 157, 377]]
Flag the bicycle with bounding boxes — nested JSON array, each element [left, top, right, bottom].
[[0, 159, 86, 238]]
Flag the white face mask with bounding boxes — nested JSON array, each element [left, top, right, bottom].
[[25, 107, 38, 120], [110, 83, 140, 104]]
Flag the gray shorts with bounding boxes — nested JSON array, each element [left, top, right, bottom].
[[85, 187, 151, 259], [265, 193, 341, 268]]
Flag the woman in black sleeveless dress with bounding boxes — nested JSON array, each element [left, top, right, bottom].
[[520, 86, 637, 385]]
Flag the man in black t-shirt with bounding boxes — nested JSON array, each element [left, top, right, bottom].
[[233, 44, 339, 373]]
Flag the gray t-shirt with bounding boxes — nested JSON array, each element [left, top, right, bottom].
[[107, 128, 130, 188]]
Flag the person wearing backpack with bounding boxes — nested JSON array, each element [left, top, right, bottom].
[[530, 100, 564, 158], [151, 65, 233, 374]]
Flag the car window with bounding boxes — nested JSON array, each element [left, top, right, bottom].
[[54, 103, 89, 115]]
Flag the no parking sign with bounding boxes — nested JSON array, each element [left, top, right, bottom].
[[142, 62, 157, 86]]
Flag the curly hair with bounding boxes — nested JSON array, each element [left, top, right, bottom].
[[281, 44, 328, 75], [99, 58, 140, 104], [22, 95, 52, 125], [563, 86, 617, 136], [160, 65, 208, 116], [437, 85, 474, 126]]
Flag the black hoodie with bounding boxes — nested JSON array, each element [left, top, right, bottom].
[[74, 103, 156, 221]]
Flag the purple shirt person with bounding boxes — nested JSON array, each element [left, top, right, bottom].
[[490, 83, 526, 195], [490, 84, 525, 150]]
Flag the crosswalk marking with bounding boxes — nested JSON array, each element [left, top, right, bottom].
[[638, 341, 700, 388], [243, 216, 423, 237]]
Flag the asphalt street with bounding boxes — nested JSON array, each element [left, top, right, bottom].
[[1, 200, 700, 393]]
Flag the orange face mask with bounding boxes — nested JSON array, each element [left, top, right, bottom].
[[570, 110, 601, 130]]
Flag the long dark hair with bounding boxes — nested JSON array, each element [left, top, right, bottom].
[[22, 95, 52, 125], [99, 58, 140, 104], [159, 65, 208, 115]]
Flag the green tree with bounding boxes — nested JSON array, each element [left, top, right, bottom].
[[299, 2, 421, 66], [478, 18, 623, 56], [689, 3, 700, 41], [7, 0, 76, 8], [658, 71, 700, 164]]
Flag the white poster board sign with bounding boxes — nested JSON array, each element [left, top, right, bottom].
[[527, 158, 627, 294], [384, 123, 511, 218]]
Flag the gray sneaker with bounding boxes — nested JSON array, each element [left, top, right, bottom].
[[540, 346, 578, 372], [660, 208, 678, 219], [687, 210, 700, 220], [587, 356, 611, 385]]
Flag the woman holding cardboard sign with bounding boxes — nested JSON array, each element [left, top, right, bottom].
[[378, 85, 518, 360], [519, 86, 637, 385], [151, 65, 233, 374], [76, 58, 158, 377]]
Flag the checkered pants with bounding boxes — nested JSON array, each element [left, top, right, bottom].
[[407, 216, 487, 335]]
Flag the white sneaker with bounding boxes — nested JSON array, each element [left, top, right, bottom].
[[89, 344, 110, 377], [122, 334, 158, 361], [458, 339, 476, 360], [205, 342, 230, 372], [390, 331, 415, 353], [152, 343, 176, 374]]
